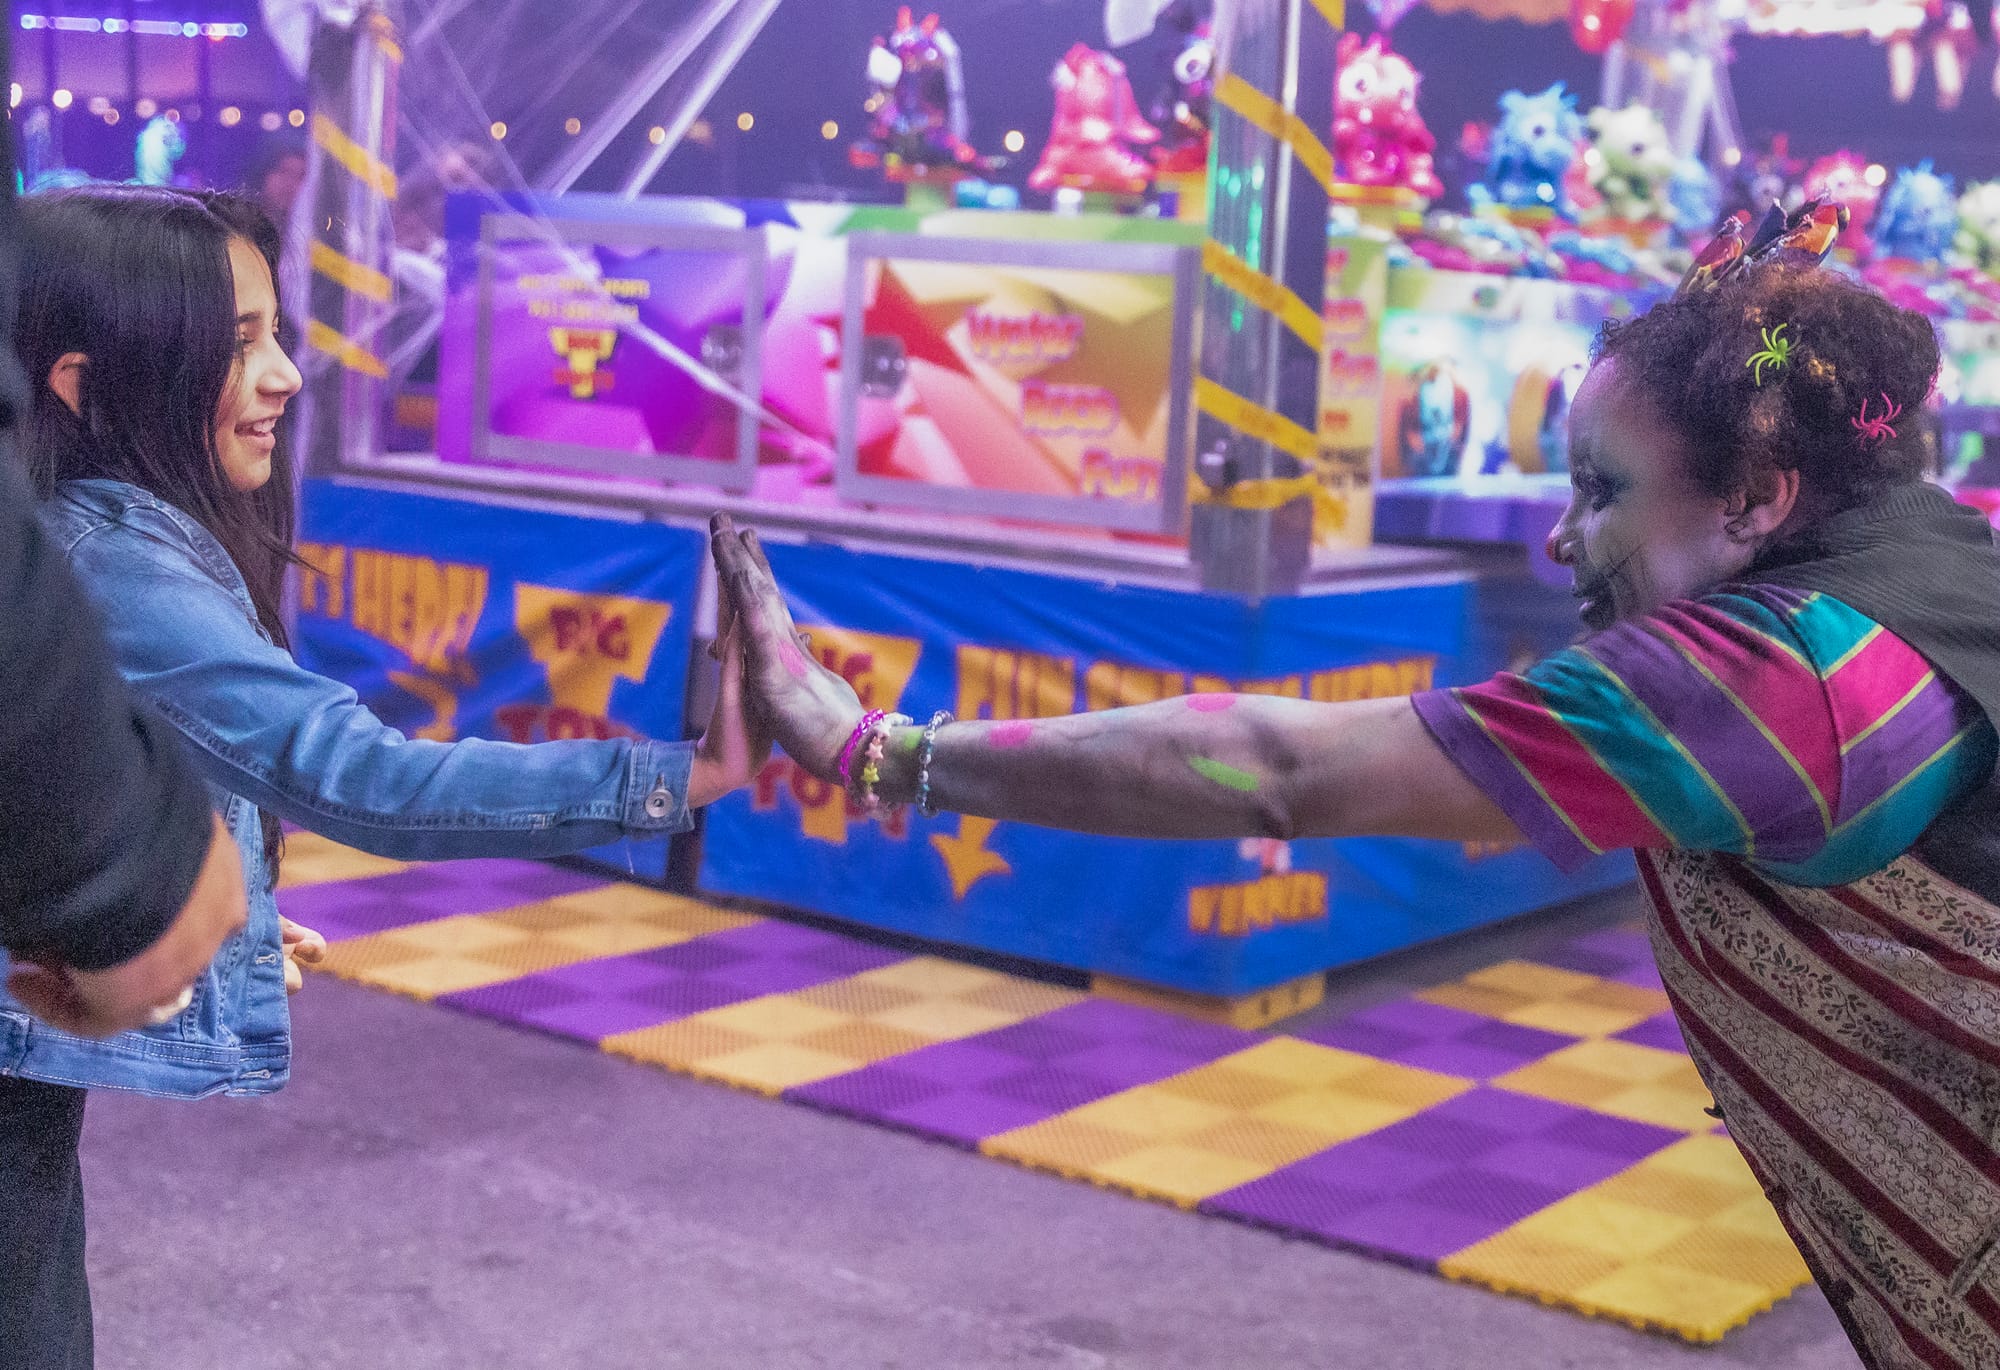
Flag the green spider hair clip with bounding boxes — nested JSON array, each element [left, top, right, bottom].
[[1747, 324, 1793, 386]]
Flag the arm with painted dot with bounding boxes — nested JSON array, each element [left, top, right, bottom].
[[710, 516, 1520, 846]]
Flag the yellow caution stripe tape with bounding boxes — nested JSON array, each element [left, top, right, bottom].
[[1202, 239, 1323, 353], [310, 240, 392, 303], [1194, 376, 1319, 466], [1188, 473, 1349, 529], [1214, 72, 1334, 196], [312, 113, 398, 201], [308, 317, 389, 378]]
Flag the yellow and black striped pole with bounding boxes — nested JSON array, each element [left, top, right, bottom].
[[298, 2, 402, 477], [1187, 0, 1343, 597]]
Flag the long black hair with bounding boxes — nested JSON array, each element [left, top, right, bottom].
[[17, 183, 301, 877]]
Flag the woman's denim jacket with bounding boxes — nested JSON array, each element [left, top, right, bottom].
[[0, 480, 695, 1099]]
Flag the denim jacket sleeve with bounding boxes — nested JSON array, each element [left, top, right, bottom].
[[63, 501, 696, 860]]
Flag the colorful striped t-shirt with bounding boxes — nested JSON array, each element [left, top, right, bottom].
[[1412, 585, 1998, 886]]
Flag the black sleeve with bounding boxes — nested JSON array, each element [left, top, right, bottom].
[[0, 54, 217, 972], [0, 455, 217, 971]]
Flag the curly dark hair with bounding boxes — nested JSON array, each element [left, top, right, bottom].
[[1593, 265, 1939, 512]]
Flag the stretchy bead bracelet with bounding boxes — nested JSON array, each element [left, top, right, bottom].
[[916, 710, 953, 817], [836, 710, 888, 793], [852, 712, 912, 814]]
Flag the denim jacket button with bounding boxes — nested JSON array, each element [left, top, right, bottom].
[[644, 786, 673, 819]]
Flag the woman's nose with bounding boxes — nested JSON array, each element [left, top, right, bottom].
[[1545, 519, 1576, 567]]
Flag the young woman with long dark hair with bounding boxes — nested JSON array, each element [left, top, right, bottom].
[[0, 184, 764, 1369]]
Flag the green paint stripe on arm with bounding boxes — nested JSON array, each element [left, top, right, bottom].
[[1188, 756, 1261, 792]]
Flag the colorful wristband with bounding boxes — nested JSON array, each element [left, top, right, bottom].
[[837, 710, 889, 792]]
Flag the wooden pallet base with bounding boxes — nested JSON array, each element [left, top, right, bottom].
[[1089, 971, 1326, 1031]]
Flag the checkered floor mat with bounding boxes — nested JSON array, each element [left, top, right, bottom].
[[280, 832, 1809, 1342]]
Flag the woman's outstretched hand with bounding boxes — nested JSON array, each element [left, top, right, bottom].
[[709, 514, 865, 782], [687, 564, 775, 808]]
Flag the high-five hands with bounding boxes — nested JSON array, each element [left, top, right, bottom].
[[688, 546, 777, 808], [708, 514, 865, 784]]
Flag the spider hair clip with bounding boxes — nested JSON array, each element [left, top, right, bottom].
[[1851, 393, 1903, 445], [1746, 323, 1793, 386]]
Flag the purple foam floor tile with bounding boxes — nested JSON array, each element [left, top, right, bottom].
[[886, 1090, 1060, 1146], [443, 978, 585, 1021], [535, 956, 679, 997], [976, 1017, 1109, 1062], [708, 957, 853, 998], [1615, 1012, 1689, 1054], [627, 941, 756, 975], [1539, 1107, 1683, 1162], [984, 1065, 1129, 1113], [796, 939, 909, 976], [790, 1065, 950, 1118], [1478, 1137, 1649, 1192], [1397, 1169, 1569, 1227], [1203, 1170, 1381, 1227], [890, 1039, 1045, 1088], [1427, 1086, 1587, 1138], [521, 998, 675, 1043], [1396, 1041, 1549, 1081], [1056, 1042, 1220, 1090], [1269, 1132, 1461, 1197], [1319, 1198, 1506, 1264], [280, 861, 603, 940], [624, 976, 756, 1018], [705, 920, 849, 956]]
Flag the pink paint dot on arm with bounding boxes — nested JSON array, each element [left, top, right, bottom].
[[778, 640, 809, 681], [988, 721, 1036, 748], [1186, 694, 1237, 713]]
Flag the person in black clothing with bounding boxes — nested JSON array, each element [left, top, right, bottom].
[[0, 12, 249, 1369]]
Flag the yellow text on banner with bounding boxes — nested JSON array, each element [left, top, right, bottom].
[[310, 241, 392, 302], [1194, 376, 1319, 466], [1214, 73, 1335, 196], [1202, 239, 1323, 353], [307, 317, 389, 379], [312, 113, 398, 201]]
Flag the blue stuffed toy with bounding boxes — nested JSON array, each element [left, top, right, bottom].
[[1874, 161, 1960, 262], [1474, 84, 1583, 216]]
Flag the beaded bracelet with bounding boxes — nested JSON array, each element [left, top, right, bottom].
[[916, 710, 953, 817], [836, 710, 888, 793], [855, 712, 912, 814]]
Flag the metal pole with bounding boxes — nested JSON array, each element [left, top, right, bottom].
[[618, 0, 785, 199], [540, 0, 742, 194]]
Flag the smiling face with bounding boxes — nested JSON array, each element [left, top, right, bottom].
[[215, 235, 302, 493], [1545, 359, 1759, 630]]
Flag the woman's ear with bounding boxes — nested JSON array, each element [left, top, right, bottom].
[[1723, 466, 1802, 541], [46, 352, 87, 416]]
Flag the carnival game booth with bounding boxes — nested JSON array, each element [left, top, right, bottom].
[[297, 180, 1633, 1019]]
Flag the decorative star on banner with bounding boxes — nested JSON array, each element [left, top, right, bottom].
[[929, 816, 1012, 899]]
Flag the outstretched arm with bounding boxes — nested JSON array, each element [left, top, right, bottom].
[[710, 516, 1519, 845]]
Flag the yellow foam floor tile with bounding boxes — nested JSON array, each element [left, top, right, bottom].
[[985, 1044, 1471, 1206], [599, 955, 1087, 1097], [317, 896, 716, 1000], [1418, 963, 1670, 1039], [1440, 1134, 1811, 1342], [275, 830, 408, 889], [1497, 1040, 1718, 1132]]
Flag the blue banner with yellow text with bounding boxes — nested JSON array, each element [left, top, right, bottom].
[[697, 541, 1631, 995], [293, 480, 702, 880]]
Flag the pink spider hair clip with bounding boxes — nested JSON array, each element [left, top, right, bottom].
[[1851, 393, 1903, 445]]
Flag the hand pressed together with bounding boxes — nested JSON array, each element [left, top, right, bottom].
[[688, 549, 777, 808], [708, 514, 865, 784]]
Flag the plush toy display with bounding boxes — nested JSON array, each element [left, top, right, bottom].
[[1333, 33, 1443, 198], [1957, 180, 2000, 272], [1474, 84, 1584, 215], [1581, 104, 1677, 222], [1874, 161, 1961, 261], [850, 8, 992, 178], [1029, 43, 1160, 194], [1148, 2, 1213, 175]]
